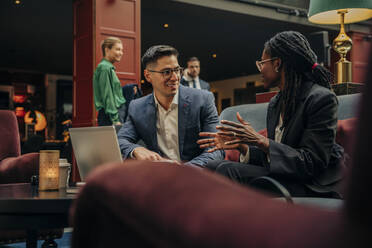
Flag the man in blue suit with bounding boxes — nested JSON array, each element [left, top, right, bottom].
[[117, 45, 223, 166], [180, 57, 210, 91]]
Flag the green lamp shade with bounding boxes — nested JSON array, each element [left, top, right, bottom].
[[308, 0, 372, 24]]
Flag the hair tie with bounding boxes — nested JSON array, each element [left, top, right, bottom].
[[312, 63, 319, 70]]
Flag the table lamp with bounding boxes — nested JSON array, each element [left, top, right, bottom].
[[308, 0, 372, 83]]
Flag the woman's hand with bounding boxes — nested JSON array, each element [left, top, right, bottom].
[[217, 112, 269, 153], [198, 132, 245, 153]]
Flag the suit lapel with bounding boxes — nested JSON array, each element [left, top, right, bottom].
[[178, 86, 191, 155], [267, 93, 281, 139], [200, 79, 208, 90], [281, 81, 314, 142], [199, 79, 205, 89], [146, 94, 159, 152], [281, 110, 295, 143]]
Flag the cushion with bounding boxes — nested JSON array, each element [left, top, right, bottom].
[[0, 153, 39, 184], [0, 111, 20, 160], [219, 103, 268, 131], [336, 118, 357, 155]]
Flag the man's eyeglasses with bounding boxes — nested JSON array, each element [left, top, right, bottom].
[[255, 57, 278, 72], [148, 67, 183, 79]]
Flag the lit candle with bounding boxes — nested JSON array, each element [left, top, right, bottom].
[[39, 150, 60, 191]]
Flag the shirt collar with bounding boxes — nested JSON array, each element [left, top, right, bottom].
[[102, 58, 116, 70], [153, 89, 179, 110], [183, 74, 198, 82]]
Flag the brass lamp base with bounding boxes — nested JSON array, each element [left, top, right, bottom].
[[336, 60, 352, 83], [333, 10, 353, 84]]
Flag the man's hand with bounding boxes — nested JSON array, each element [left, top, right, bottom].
[[132, 147, 164, 161], [132, 148, 181, 165], [132, 148, 182, 165]]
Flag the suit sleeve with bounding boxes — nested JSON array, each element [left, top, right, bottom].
[[187, 92, 224, 166], [266, 92, 338, 181], [206, 81, 211, 91], [117, 102, 141, 159]]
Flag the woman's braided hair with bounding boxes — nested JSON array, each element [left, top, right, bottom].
[[264, 31, 333, 127]]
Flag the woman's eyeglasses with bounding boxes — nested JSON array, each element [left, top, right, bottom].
[[148, 67, 183, 79], [255, 57, 278, 72]]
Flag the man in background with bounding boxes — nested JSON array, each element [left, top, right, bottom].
[[180, 57, 210, 91]]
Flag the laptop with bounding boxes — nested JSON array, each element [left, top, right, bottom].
[[69, 126, 123, 181]]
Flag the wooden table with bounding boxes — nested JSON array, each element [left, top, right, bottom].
[[0, 183, 75, 248], [331, 82, 364, 96]]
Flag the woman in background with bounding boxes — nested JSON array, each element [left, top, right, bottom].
[[93, 37, 126, 126]]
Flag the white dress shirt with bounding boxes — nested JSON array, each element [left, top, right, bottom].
[[240, 114, 284, 163], [153, 91, 181, 161], [183, 74, 201, 89]]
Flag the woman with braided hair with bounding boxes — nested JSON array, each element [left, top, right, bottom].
[[198, 31, 344, 197]]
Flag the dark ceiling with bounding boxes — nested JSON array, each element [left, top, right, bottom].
[[141, 0, 335, 81], [0, 0, 73, 75], [0, 0, 336, 82]]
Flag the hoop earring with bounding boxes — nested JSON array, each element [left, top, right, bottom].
[[274, 67, 279, 73]]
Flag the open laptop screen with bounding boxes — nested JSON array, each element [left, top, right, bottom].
[[69, 126, 123, 181]]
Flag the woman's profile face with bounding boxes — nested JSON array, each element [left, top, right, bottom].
[[259, 51, 280, 89], [105, 42, 123, 64]]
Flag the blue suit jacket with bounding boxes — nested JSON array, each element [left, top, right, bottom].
[[180, 77, 210, 91], [117, 85, 224, 166]]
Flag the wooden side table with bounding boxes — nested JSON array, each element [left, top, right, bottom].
[[0, 183, 75, 248], [331, 82, 364, 96]]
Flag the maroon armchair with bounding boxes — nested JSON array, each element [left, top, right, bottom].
[[0, 110, 63, 246], [70, 86, 370, 247], [0, 110, 39, 184]]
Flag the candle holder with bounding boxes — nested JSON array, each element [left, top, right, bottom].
[[39, 150, 60, 191]]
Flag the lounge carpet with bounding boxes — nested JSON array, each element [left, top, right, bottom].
[[0, 231, 71, 248]]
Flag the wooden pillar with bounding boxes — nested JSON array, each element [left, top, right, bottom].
[[72, 0, 141, 182]]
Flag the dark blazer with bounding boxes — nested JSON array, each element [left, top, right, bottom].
[[180, 77, 210, 91], [121, 84, 143, 122], [249, 82, 344, 191], [117, 85, 224, 166]]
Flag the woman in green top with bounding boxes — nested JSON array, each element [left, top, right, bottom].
[[93, 37, 126, 126]]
